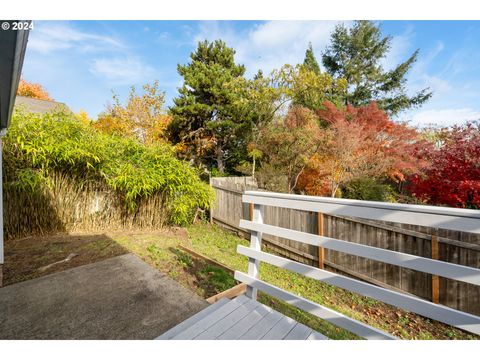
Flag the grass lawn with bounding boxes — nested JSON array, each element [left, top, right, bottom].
[[4, 223, 478, 340]]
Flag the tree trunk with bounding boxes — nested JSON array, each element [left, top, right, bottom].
[[331, 182, 339, 197], [215, 143, 225, 173]]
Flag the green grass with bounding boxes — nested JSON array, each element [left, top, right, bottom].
[[184, 223, 478, 340], [186, 223, 358, 339], [109, 223, 478, 340]]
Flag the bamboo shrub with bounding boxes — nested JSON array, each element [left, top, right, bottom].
[[3, 109, 214, 239]]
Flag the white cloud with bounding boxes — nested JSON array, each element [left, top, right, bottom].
[[158, 32, 169, 40], [28, 21, 125, 54], [28, 22, 160, 87], [421, 75, 452, 94], [381, 24, 415, 71], [405, 41, 452, 98], [410, 41, 445, 76], [194, 21, 347, 76], [89, 56, 156, 84], [409, 108, 480, 128]]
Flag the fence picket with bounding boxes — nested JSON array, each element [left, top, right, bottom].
[[210, 179, 480, 315]]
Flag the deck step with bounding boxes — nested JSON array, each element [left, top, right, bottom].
[[216, 301, 273, 340], [193, 298, 260, 339], [171, 295, 250, 340], [238, 306, 285, 340], [307, 330, 330, 340], [261, 314, 297, 340], [157, 295, 330, 340], [155, 298, 230, 339], [283, 322, 313, 340]]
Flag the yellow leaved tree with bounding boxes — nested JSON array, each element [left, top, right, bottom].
[[17, 79, 53, 101], [93, 80, 171, 144]]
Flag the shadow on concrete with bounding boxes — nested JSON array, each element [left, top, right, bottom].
[[3, 233, 127, 286], [0, 253, 208, 339]]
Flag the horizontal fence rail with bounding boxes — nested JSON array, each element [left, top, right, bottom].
[[237, 246, 480, 335], [243, 191, 480, 234], [210, 182, 480, 316], [239, 220, 480, 286], [237, 191, 480, 338], [234, 272, 396, 340]]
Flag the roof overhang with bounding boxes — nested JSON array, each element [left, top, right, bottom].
[[0, 20, 31, 130]]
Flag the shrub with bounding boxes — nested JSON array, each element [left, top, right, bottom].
[[342, 178, 397, 202], [4, 109, 214, 225], [408, 122, 480, 209]]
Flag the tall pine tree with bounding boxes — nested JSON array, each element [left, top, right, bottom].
[[322, 21, 432, 115], [168, 40, 254, 174], [303, 42, 321, 74]]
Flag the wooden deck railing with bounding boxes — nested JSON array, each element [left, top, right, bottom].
[[234, 191, 480, 339]]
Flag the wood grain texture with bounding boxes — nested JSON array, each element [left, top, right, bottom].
[[237, 246, 480, 336], [235, 271, 396, 339], [317, 212, 325, 269], [211, 184, 480, 315], [240, 220, 480, 286], [432, 233, 440, 304]]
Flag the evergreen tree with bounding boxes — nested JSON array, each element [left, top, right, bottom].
[[303, 42, 321, 74], [168, 40, 254, 174], [322, 20, 432, 115]]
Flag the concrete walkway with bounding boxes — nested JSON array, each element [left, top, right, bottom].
[[0, 254, 208, 339]]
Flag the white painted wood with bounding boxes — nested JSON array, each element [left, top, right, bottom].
[[239, 220, 480, 286], [237, 246, 480, 336], [283, 322, 314, 340], [243, 191, 480, 234], [235, 271, 396, 340], [155, 298, 230, 339], [246, 203, 263, 300], [238, 308, 284, 340], [216, 302, 272, 340], [237, 191, 480, 338], [261, 314, 297, 340], [171, 295, 249, 340], [193, 298, 259, 339], [307, 330, 329, 340], [162, 296, 328, 340]]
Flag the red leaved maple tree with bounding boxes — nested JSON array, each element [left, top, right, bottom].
[[297, 101, 425, 197], [408, 122, 480, 208]]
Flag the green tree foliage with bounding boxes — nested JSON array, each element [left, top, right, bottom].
[[4, 109, 214, 225], [253, 106, 323, 193], [303, 42, 321, 74], [233, 65, 347, 176], [271, 64, 347, 113], [342, 177, 397, 202], [168, 40, 255, 174], [322, 20, 432, 115]]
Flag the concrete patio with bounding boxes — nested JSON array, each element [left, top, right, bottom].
[[0, 253, 208, 339]]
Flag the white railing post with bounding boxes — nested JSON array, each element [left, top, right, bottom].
[[246, 203, 263, 300]]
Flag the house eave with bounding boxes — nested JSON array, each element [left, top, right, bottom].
[[0, 20, 31, 130]]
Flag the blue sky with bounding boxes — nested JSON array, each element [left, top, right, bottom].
[[22, 20, 480, 127]]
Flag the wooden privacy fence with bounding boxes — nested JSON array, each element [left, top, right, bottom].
[[235, 191, 480, 339], [210, 182, 480, 316]]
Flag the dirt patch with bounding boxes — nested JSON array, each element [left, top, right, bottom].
[[3, 233, 127, 286], [3, 227, 236, 301], [168, 248, 237, 297], [3, 225, 478, 340]]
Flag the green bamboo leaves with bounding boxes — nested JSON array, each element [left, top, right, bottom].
[[4, 109, 214, 225]]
